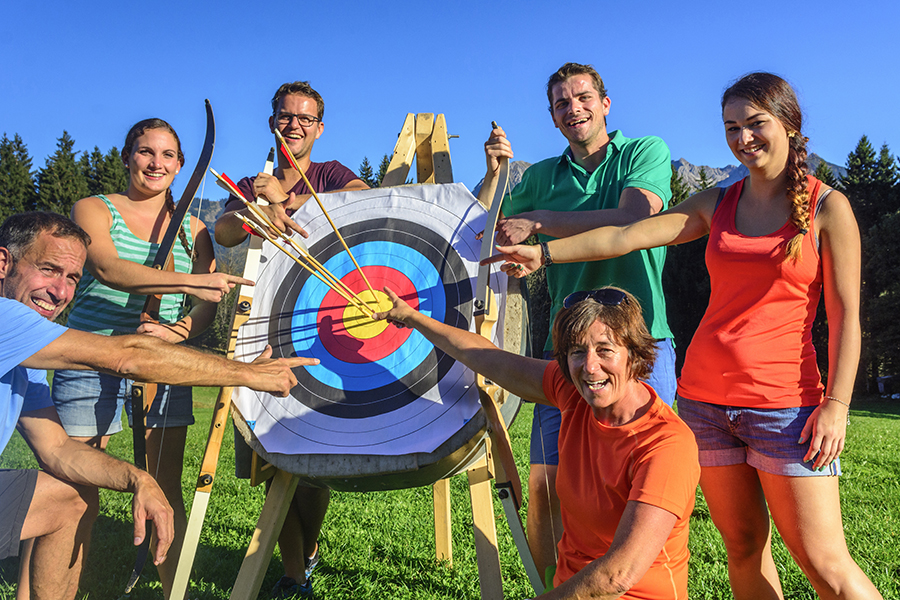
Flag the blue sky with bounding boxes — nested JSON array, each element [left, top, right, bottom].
[[2, 0, 898, 197]]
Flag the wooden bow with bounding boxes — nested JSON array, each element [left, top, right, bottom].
[[168, 148, 276, 600], [125, 99, 216, 593], [473, 132, 544, 595]]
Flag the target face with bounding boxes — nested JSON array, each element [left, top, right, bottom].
[[233, 184, 506, 456]]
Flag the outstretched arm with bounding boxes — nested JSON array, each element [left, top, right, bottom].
[[374, 287, 550, 405], [72, 196, 252, 303], [498, 187, 664, 246], [21, 332, 316, 397], [18, 406, 174, 565], [485, 187, 720, 277], [536, 501, 678, 599], [215, 188, 310, 248]]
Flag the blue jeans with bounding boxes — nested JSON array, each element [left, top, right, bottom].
[[677, 396, 840, 477], [52, 369, 194, 437]]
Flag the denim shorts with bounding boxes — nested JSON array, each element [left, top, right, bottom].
[[530, 339, 677, 465], [676, 395, 840, 477], [0, 469, 37, 559], [51, 369, 194, 437]]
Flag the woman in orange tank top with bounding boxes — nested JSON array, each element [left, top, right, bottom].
[[487, 73, 882, 599]]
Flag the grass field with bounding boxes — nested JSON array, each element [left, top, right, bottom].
[[1, 390, 898, 599]]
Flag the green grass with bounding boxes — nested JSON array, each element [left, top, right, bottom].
[[2, 393, 898, 599]]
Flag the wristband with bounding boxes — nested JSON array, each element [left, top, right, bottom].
[[540, 241, 553, 266]]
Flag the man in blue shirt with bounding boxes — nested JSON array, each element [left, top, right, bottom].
[[0, 212, 316, 599]]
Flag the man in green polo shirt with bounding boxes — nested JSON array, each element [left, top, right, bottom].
[[477, 62, 675, 582]]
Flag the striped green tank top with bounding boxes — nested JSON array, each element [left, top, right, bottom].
[[66, 195, 194, 335]]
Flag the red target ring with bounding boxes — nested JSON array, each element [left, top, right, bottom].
[[317, 265, 419, 364]]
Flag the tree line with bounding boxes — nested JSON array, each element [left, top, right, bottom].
[[3, 131, 899, 391], [0, 132, 128, 223]]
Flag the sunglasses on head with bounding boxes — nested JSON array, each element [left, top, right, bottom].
[[563, 288, 628, 309]]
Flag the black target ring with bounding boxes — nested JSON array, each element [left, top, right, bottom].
[[268, 218, 473, 419]]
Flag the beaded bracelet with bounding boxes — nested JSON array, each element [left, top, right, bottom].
[[824, 395, 851, 408]]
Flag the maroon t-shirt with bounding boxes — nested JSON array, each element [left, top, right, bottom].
[[225, 160, 359, 214]]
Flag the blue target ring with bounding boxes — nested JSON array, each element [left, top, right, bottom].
[[269, 218, 472, 418]]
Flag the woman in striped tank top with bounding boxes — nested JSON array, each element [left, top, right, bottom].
[[51, 118, 251, 596]]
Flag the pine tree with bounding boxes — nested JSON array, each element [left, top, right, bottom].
[[358, 157, 376, 187], [0, 133, 37, 222], [376, 153, 392, 187], [79, 146, 106, 197], [35, 131, 89, 217], [873, 143, 899, 217], [695, 166, 715, 192], [839, 136, 900, 390], [813, 161, 838, 188], [840, 135, 878, 234], [102, 147, 129, 194], [669, 164, 691, 207], [865, 211, 900, 378], [663, 166, 712, 374], [79, 145, 129, 198]]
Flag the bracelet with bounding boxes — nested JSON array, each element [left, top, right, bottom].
[[824, 395, 851, 408], [540, 241, 553, 266]]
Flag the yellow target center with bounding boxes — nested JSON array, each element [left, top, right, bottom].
[[342, 289, 393, 339]]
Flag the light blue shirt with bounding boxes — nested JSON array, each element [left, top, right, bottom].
[[0, 298, 66, 453]]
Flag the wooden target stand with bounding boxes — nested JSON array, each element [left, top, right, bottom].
[[226, 113, 520, 600]]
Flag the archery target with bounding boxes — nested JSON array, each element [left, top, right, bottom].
[[232, 183, 506, 456]]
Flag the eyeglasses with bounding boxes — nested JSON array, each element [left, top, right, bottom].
[[275, 112, 321, 127], [563, 288, 628, 309]]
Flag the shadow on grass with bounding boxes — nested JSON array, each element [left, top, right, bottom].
[[304, 550, 466, 599], [77, 514, 261, 599], [0, 555, 20, 597], [850, 397, 900, 419]]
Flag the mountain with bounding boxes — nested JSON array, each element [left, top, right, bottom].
[[190, 197, 249, 274], [673, 153, 846, 191], [471, 160, 532, 197]]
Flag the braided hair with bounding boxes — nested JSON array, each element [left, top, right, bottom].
[[122, 119, 195, 261], [722, 73, 810, 263]]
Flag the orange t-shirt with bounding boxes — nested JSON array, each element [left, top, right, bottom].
[[544, 362, 700, 599], [678, 176, 825, 408]]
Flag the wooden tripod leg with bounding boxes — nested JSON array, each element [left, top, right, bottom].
[[229, 468, 299, 600], [467, 446, 503, 600], [415, 113, 435, 183], [433, 478, 452, 565], [381, 113, 416, 187], [431, 113, 453, 183]]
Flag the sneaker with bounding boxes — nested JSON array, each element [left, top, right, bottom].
[[270, 575, 313, 599], [305, 549, 320, 581]]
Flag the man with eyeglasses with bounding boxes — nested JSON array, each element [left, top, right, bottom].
[[215, 80, 368, 247], [478, 62, 676, 584], [216, 80, 368, 599]]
